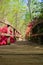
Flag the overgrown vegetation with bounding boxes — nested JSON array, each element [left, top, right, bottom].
[[0, 0, 43, 37]]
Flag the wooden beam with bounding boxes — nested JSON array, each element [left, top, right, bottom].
[[0, 21, 21, 35], [31, 33, 43, 37], [0, 33, 21, 38]]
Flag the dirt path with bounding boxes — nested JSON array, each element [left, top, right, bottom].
[[0, 41, 43, 65]]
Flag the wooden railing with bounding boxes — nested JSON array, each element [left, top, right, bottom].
[[0, 33, 23, 40], [0, 33, 21, 38], [0, 21, 21, 35], [30, 33, 43, 44], [31, 33, 43, 37]]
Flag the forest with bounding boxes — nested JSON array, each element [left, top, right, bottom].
[[0, 1, 43, 65], [0, 0, 43, 37]]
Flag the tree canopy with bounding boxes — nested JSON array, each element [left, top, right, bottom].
[[0, 0, 43, 37]]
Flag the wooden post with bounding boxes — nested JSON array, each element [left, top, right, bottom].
[[37, 25, 41, 44]]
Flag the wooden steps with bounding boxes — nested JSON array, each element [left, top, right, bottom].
[[0, 41, 43, 65]]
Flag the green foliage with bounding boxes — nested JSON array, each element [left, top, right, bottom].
[[31, 0, 41, 19], [0, 0, 27, 37], [0, 0, 43, 37], [25, 12, 31, 22], [39, 2, 43, 19], [27, 0, 42, 20]]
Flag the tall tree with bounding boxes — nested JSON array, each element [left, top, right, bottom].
[[39, 1, 43, 19], [27, 0, 41, 20], [27, 0, 32, 21]]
